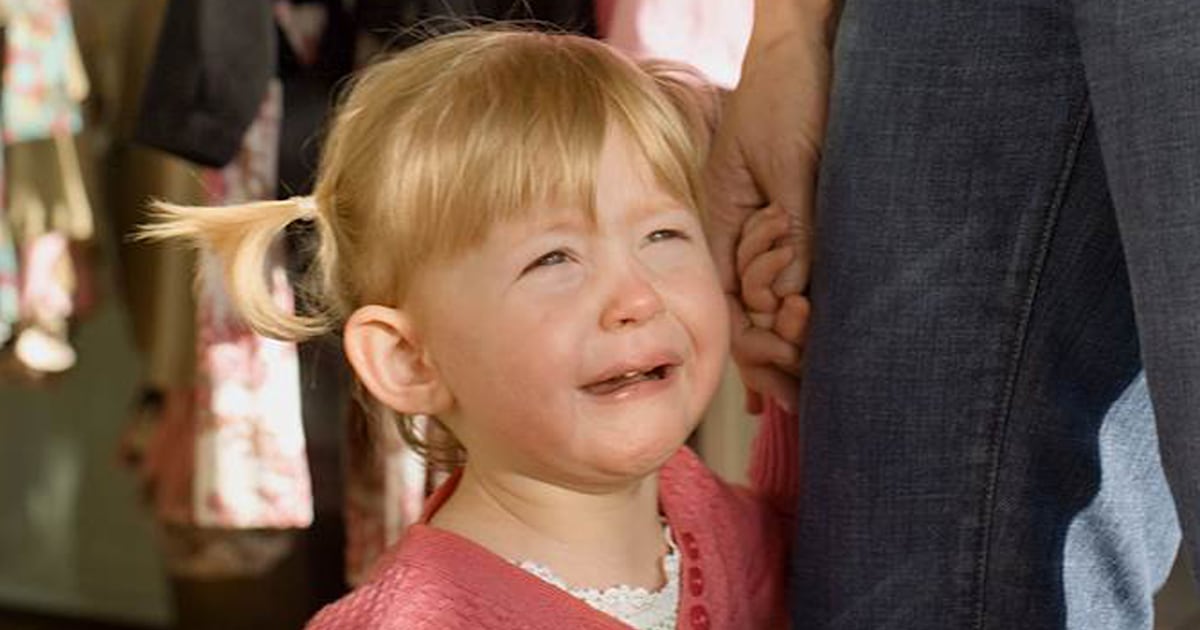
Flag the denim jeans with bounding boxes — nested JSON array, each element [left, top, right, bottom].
[[793, 1, 1200, 628]]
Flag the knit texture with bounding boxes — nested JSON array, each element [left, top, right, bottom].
[[307, 402, 797, 629]]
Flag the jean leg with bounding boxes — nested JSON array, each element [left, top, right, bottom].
[[1071, 0, 1200, 587], [1063, 372, 1180, 629], [791, 1, 1169, 628]]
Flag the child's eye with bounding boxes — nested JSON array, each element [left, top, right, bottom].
[[647, 228, 689, 243], [523, 249, 570, 273]]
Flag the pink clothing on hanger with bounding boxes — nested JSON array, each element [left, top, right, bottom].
[[141, 80, 313, 531], [18, 231, 71, 324], [596, 0, 753, 89], [191, 80, 311, 528], [1, 0, 87, 142]]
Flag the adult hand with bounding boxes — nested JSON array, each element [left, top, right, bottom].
[[706, 0, 835, 410], [732, 205, 811, 414]]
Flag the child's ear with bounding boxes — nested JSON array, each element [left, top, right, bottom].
[[343, 305, 453, 416]]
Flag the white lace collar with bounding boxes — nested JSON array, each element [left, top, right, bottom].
[[514, 524, 679, 630]]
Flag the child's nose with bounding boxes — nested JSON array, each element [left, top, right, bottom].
[[599, 263, 665, 330]]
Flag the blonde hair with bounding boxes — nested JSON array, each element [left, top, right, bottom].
[[143, 27, 716, 465]]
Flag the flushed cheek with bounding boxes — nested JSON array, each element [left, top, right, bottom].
[[670, 270, 729, 339], [481, 365, 585, 463], [673, 281, 730, 405], [489, 314, 581, 395]]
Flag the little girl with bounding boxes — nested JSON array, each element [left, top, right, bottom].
[[147, 28, 805, 630]]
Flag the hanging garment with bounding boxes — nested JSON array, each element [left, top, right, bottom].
[[133, 80, 310, 529], [134, 0, 276, 167], [2, 136, 95, 376], [0, 0, 88, 142], [0, 0, 94, 376], [190, 79, 312, 529], [71, 0, 305, 584], [6, 134, 93, 243], [11, 231, 75, 372], [133, 384, 301, 578], [0, 0, 93, 241], [128, 79, 309, 579], [190, 243, 310, 528]]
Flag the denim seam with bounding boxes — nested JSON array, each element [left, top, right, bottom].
[[971, 99, 1094, 630]]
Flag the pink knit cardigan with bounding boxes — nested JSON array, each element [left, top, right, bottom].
[[307, 402, 798, 629]]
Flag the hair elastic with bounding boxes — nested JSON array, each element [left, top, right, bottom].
[[292, 195, 318, 220]]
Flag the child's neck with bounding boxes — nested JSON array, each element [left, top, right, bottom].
[[429, 463, 669, 591]]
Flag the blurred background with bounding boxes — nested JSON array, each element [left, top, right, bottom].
[[0, 1, 1194, 629]]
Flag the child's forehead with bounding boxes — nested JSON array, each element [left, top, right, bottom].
[[503, 192, 695, 232]]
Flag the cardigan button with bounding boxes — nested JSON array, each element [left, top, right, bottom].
[[689, 604, 710, 630], [679, 532, 701, 560], [687, 566, 705, 596]]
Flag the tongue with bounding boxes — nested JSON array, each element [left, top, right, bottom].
[[584, 371, 651, 396]]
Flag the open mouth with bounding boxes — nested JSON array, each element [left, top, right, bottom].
[[582, 364, 674, 396]]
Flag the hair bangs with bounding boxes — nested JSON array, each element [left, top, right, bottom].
[[325, 29, 711, 308]]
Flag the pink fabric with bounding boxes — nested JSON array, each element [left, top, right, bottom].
[[19, 231, 72, 323], [597, 0, 754, 89], [1, 0, 84, 142], [189, 79, 311, 529], [308, 404, 797, 629], [344, 407, 430, 586], [136, 80, 312, 532]]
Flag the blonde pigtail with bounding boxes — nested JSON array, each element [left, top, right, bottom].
[[140, 197, 333, 342]]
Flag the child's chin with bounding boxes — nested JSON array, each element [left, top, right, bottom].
[[587, 437, 688, 480]]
